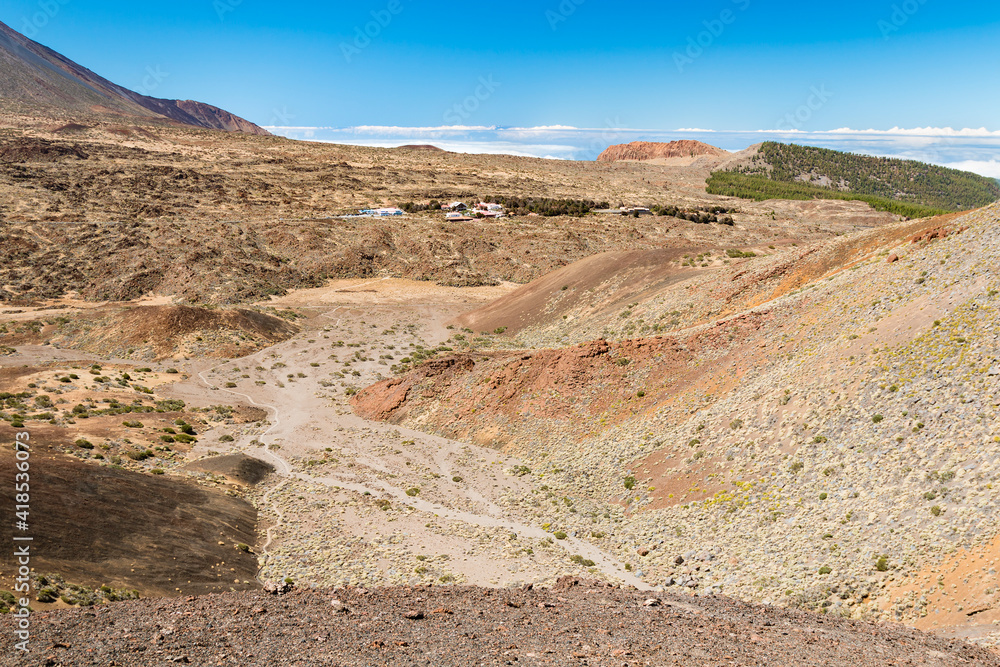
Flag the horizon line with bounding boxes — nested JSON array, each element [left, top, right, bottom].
[[261, 125, 1000, 139]]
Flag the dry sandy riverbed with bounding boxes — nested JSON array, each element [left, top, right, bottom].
[[156, 279, 652, 591]]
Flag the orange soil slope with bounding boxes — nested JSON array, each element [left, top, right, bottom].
[[451, 248, 695, 336]]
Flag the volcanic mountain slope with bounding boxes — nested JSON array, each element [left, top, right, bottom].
[[597, 140, 729, 164], [355, 202, 1000, 643], [0, 20, 268, 134]]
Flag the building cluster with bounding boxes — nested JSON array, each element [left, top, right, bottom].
[[358, 207, 404, 217], [443, 201, 505, 221], [350, 201, 507, 221]]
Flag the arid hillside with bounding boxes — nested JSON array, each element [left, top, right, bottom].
[[0, 123, 904, 304], [356, 202, 1000, 642], [3, 103, 999, 659], [0, 354, 267, 603], [0, 303, 300, 360]]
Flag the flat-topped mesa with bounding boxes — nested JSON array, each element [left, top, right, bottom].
[[597, 140, 728, 163]]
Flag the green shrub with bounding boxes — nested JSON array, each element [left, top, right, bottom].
[[875, 556, 889, 572], [553, 531, 568, 540], [36, 588, 58, 603], [75, 439, 94, 450], [405, 487, 419, 497], [818, 566, 832, 575], [872, 414, 884, 424], [623, 476, 636, 490]]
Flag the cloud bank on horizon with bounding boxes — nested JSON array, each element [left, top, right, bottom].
[[264, 125, 1000, 179]]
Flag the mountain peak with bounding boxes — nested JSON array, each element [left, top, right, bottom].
[[0, 20, 269, 135]]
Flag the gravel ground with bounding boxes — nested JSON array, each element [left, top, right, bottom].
[[3, 580, 996, 666]]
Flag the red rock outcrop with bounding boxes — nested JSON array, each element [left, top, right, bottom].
[[597, 140, 728, 163]]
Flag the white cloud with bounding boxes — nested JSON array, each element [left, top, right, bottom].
[[938, 160, 1000, 179], [819, 127, 1000, 137], [347, 125, 498, 134], [507, 125, 579, 131], [262, 126, 336, 131]]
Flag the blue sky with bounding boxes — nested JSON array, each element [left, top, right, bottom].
[[4, 1, 1000, 172]]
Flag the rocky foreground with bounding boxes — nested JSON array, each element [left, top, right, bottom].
[[3, 580, 996, 666]]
